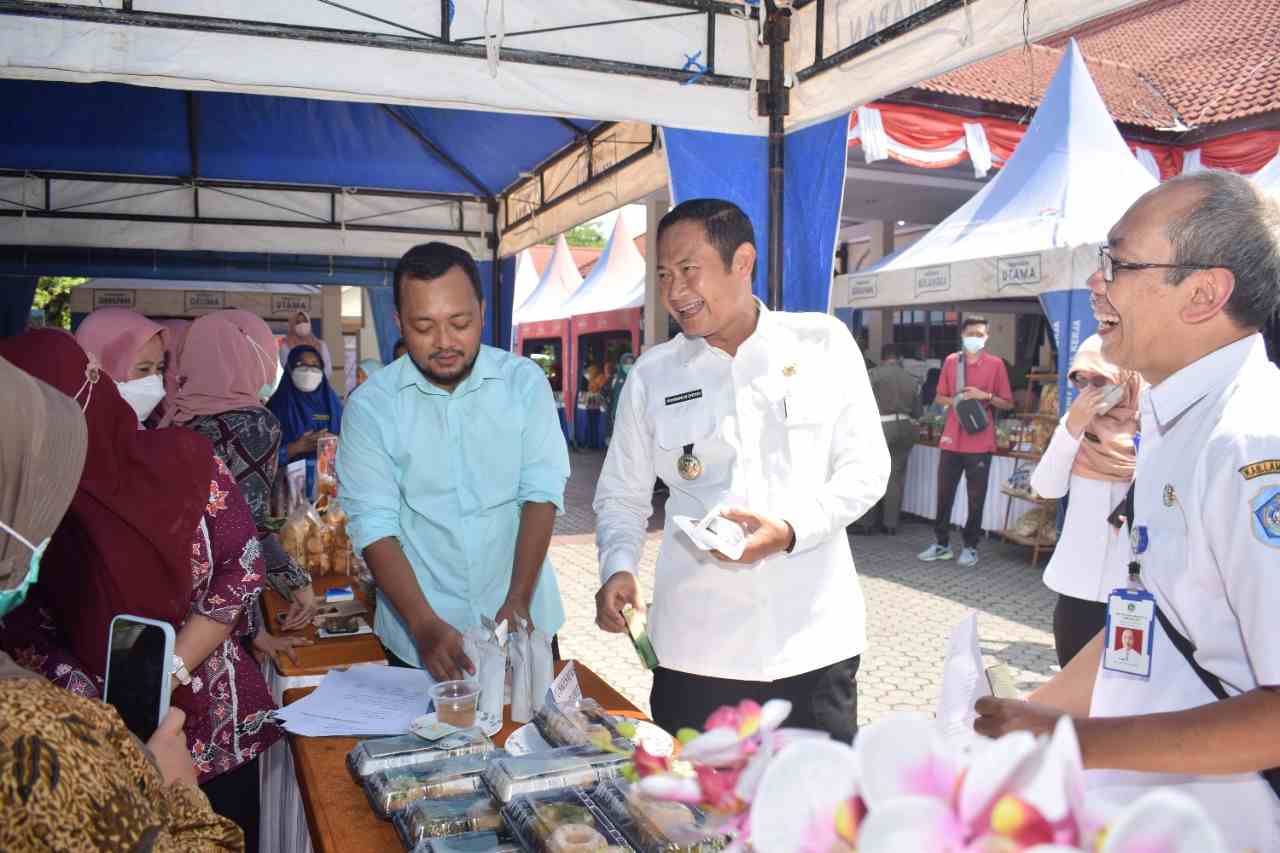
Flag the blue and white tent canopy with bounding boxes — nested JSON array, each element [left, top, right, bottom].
[[1253, 151, 1280, 200], [831, 40, 1158, 311], [563, 216, 645, 316]]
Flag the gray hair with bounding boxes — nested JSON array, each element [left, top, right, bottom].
[[1162, 170, 1280, 329]]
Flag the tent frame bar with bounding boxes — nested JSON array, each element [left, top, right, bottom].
[[795, 0, 968, 83], [379, 105, 496, 199], [501, 125, 659, 234], [0, 169, 483, 204], [0, 2, 753, 91]]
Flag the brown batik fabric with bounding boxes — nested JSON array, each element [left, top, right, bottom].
[[0, 673, 243, 852]]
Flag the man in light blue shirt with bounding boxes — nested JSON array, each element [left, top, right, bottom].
[[337, 242, 569, 680]]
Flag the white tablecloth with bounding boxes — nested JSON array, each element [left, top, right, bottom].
[[901, 443, 1021, 534], [260, 660, 325, 853]]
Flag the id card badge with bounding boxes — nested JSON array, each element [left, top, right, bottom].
[[1103, 588, 1156, 678]]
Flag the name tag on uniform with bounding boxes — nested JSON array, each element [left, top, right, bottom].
[[1102, 588, 1155, 679]]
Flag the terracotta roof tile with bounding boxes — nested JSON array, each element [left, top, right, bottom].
[[915, 0, 1280, 130]]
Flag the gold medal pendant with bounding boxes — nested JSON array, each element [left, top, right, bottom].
[[678, 443, 702, 480]]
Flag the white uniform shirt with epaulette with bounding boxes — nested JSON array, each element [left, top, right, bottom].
[[593, 302, 890, 682], [1087, 333, 1280, 851]]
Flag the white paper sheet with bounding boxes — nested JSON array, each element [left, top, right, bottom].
[[935, 613, 991, 748], [276, 664, 434, 737]]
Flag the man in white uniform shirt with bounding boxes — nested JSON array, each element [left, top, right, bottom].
[[976, 171, 1280, 849], [593, 199, 889, 741]]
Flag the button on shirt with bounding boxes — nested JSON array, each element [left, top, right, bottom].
[[594, 304, 890, 682], [337, 346, 569, 668], [1087, 334, 1280, 851]]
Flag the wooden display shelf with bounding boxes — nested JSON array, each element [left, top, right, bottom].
[[999, 485, 1055, 504], [999, 528, 1058, 549], [260, 575, 385, 677]]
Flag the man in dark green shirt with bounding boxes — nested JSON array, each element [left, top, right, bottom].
[[864, 344, 923, 534]]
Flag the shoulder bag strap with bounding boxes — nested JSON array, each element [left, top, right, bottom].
[[955, 351, 965, 396], [1154, 573, 1280, 799]]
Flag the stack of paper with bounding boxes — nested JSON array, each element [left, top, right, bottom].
[[275, 664, 435, 737]]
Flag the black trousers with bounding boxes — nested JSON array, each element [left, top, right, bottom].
[[201, 755, 260, 853], [934, 450, 992, 549], [650, 656, 861, 744], [1053, 594, 1108, 668]]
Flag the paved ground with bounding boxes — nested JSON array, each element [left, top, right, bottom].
[[552, 449, 1061, 725]]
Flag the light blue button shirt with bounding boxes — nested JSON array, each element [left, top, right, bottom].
[[337, 345, 569, 667]]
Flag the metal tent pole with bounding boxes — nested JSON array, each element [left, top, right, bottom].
[[489, 203, 501, 347], [762, 2, 790, 311]]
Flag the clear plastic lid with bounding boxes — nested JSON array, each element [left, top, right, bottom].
[[363, 751, 502, 819], [392, 793, 507, 848], [483, 745, 630, 803], [532, 699, 632, 750], [502, 787, 635, 853], [588, 781, 728, 853], [409, 831, 522, 853], [346, 730, 496, 780]]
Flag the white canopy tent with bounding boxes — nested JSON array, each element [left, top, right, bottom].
[[831, 39, 1158, 311], [508, 249, 541, 327], [563, 216, 645, 316], [513, 234, 584, 324], [0, 1, 1150, 258]]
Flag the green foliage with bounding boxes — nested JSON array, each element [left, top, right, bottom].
[[547, 222, 605, 249], [33, 277, 87, 329]]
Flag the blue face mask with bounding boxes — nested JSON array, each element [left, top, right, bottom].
[[0, 519, 47, 619]]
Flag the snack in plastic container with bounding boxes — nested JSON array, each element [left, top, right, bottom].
[[503, 788, 635, 853], [533, 699, 630, 750], [364, 751, 503, 819], [346, 730, 495, 781], [431, 680, 481, 729], [588, 781, 727, 853], [483, 745, 630, 803], [410, 832, 521, 853], [393, 793, 506, 848]]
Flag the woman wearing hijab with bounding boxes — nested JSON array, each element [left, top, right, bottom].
[[74, 306, 170, 425], [167, 309, 317, 649], [1029, 334, 1145, 666], [268, 344, 343, 500], [155, 317, 192, 421], [0, 354, 242, 852], [279, 309, 332, 376], [0, 329, 279, 849]]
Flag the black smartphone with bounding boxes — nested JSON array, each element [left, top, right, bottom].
[[103, 615, 175, 741]]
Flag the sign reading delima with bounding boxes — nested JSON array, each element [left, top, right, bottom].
[[185, 291, 226, 313], [272, 295, 312, 316], [997, 254, 1043, 290], [93, 290, 135, 309], [914, 265, 951, 296], [846, 274, 878, 302]]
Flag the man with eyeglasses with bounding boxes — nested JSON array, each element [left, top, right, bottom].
[[975, 170, 1280, 849]]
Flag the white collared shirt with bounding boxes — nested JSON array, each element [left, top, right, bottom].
[[1086, 334, 1280, 851], [593, 303, 889, 681]]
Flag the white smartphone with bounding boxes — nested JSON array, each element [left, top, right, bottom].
[[103, 614, 176, 741]]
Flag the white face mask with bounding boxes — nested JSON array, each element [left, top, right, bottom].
[[294, 322, 313, 338], [115, 374, 166, 423], [962, 336, 986, 354], [292, 366, 324, 393]]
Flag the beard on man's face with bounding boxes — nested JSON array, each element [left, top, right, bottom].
[[412, 346, 479, 388]]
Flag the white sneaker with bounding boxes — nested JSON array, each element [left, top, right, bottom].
[[958, 547, 979, 567], [918, 544, 954, 562]]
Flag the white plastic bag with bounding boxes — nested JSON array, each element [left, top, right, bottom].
[[463, 617, 508, 723], [509, 616, 533, 723], [529, 627, 554, 713]]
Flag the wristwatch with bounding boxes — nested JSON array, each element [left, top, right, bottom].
[[171, 654, 192, 687]]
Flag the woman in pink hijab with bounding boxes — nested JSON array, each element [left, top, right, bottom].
[[74, 307, 169, 425], [279, 309, 332, 377], [155, 318, 191, 423], [167, 309, 318, 646]]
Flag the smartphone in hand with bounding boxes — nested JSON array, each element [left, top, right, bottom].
[[103, 615, 176, 741]]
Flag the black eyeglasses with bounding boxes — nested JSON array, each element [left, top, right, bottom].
[[1097, 245, 1220, 285]]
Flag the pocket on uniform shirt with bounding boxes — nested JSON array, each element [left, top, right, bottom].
[[654, 404, 719, 486], [780, 387, 831, 480]]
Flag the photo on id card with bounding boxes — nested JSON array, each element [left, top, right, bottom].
[[1103, 589, 1154, 678]]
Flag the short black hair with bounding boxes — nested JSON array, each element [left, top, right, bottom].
[[657, 198, 756, 277], [961, 315, 988, 333], [880, 344, 899, 361], [393, 242, 483, 312]]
